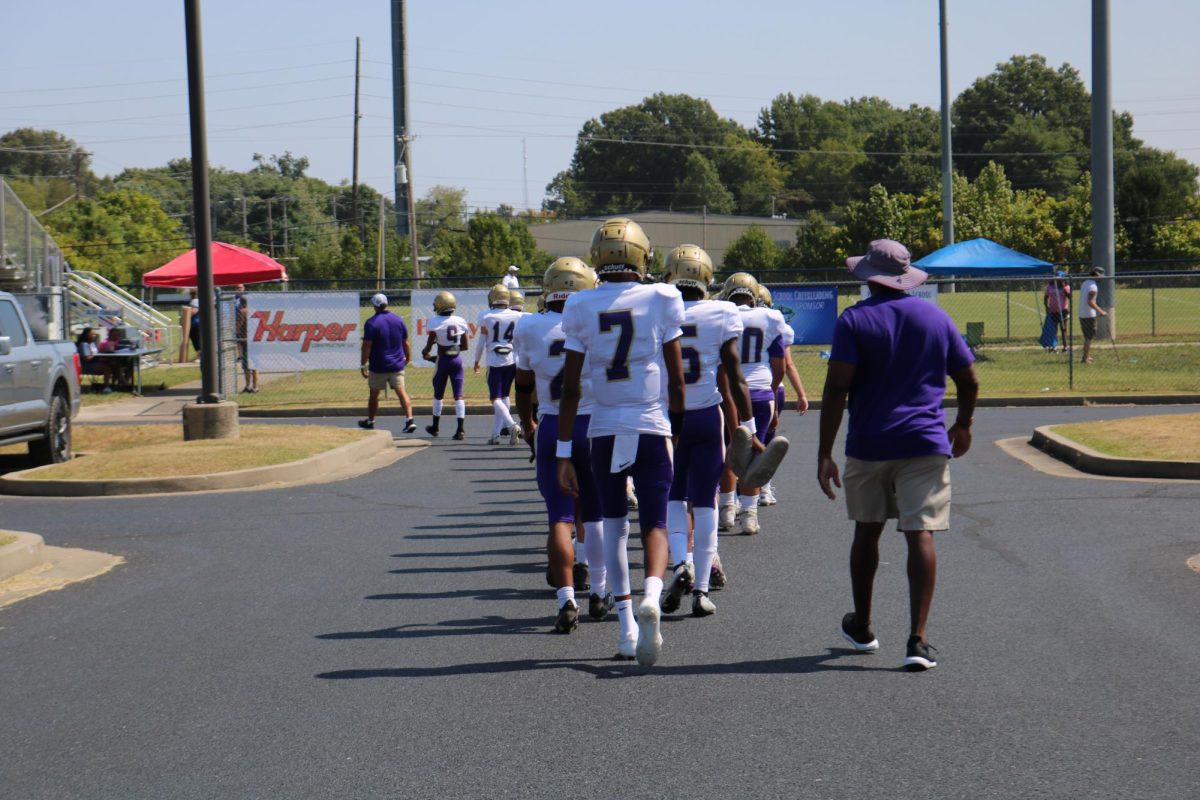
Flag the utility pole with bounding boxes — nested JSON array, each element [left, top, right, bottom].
[[939, 0, 954, 248], [1092, 0, 1116, 337], [351, 36, 362, 236], [267, 198, 274, 257], [282, 197, 289, 257], [522, 138, 530, 212], [240, 195, 248, 240], [391, 0, 421, 286], [183, 0, 219, 406], [377, 194, 386, 289]]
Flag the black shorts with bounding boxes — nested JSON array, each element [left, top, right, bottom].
[[1080, 317, 1097, 340]]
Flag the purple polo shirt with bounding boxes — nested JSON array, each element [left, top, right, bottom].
[[363, 310, 408, 372], [830, 292, 974, 461]]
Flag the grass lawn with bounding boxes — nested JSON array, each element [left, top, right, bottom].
[[80, 365, 202, 406], [1052, 413, 1200, 461], [0, 534, 15, 548], [13, 424, 370, 481]]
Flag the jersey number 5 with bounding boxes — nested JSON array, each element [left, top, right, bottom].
[[598, 309, 634, 382], [680, 324, 701, 384]]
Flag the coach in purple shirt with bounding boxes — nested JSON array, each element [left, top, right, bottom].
[[359, 293, 417, 433], [817, 239, 979, 672]]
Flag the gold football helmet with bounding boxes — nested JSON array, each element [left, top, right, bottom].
[[433, 290, 457, 315], [755, 283, 774, 308], [508, 289, 525, 311], [487, 284, 510, 308], [722, 272, 759, 304], [663, 244, 714, 296], [536, 294, 546, 313], [543, 256, 599, 303], [589, 217, 651, 278]]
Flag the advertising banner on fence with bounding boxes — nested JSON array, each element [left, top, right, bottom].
[[245, 291, 360, 371], [769, 287, 839, 345], [409, 289, 491, 368]]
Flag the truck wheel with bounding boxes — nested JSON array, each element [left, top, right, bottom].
[[28, 392, 72, 466]]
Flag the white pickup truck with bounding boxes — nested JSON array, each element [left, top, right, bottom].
[[0, 291, 81, 464]]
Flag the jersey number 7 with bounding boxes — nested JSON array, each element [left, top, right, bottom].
[[598, 309, 634, 382]]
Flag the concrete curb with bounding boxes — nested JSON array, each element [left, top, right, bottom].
[[0, 430, 399, 497], [0, 531, 46, 582], [234, 394, 1200, 419], [1030, 426, 1200, 480]]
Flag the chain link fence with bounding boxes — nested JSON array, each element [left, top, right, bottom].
[[216, 272, 1200, 410]]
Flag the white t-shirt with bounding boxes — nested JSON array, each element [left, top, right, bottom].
[[561, 281, 686, 437], [736, 305, 787, 391], [502, 273, 520, 289], [513, 310, 594, 417], [680, 299, 743, 411], [474, 307, 523, 368], [428, 314, 470, 350], [1078, 279, 1100, 318]]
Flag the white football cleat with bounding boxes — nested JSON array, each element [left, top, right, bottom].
[[486, 434, 501, 445], [718, 503, 737, 531], [759, 482, 777, 506], [737, 506, 760, 535], [635, 599, 662, 667], [616, 632, 638, 661], [509, 423, 522, 446]]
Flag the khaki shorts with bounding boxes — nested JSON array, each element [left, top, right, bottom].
[[843, 454, 952, 531], [368, 370, 405, 392]]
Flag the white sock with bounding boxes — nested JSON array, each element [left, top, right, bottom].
[[692, 505, 718, 593], [556, 586, 575, 608], [686, 551, 694, 565], [719, 491, 736, 508], [616, 599, 636, 640], [739, 494, 758, 512], [432, 399, 443, 417], [666, 500, 689, 566], [492, 399, 505, 436], [584, 521, 606, 596], [573, 538, 586, 565], [497, 399, 514, 428], [644, 575, 664, 604], [454, 399, 466, 419], [602, 517, 631, 597]]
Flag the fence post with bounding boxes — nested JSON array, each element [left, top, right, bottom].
[[1006, 284, 1011, 340], [1151, 277, 1156, 337], [1067, 278, 1074, 391]]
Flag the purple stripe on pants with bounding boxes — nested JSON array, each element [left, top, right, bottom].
[[536, 414, 600, 526], [668, 404, 725, 508], [590, 434, 673, 531], [432, 355, 464, 400], [487, 364, 516, 400]]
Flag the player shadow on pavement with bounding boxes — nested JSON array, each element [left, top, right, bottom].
[[316, 614, 550, 642], [365, 587, 549, 602], [314, 648, 896, 681], [389, 545, 545, 559], [388, 561, 547, 576], [408, 520, 542, 530], [404, 530, 539, 540]]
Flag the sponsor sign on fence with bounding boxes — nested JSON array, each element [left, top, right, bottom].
[[409, 289, 492, 368], [769, 287, 838, 344], [245, 292, 360, 371]]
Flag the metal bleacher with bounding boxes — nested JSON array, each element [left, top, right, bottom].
[[66, 270, 178, 365]]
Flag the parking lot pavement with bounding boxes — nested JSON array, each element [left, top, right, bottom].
[[1, 406, 1198, 799]]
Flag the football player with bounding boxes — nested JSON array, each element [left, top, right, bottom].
[[557, 218, 686, 666], [509, 289, 526, 313], [421, 291, 469, 441], [513, 257, 610, 633], [722, 273, 789, 534], [756, 283, 806, 506], [474, 285, 524, 445], [660, 244, 757, 617]]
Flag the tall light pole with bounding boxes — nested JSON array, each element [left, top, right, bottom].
[[391, 0, 421, 286], [939, 0, 954, 247], [1092, 0, 1116, 335]]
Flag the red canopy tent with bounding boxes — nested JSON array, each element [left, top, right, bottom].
[[142, 242, 288, 287]]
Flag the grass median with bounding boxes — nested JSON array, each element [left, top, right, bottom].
[[8, 424, 371, 481], [1052, 413, 1200, 461], [80, 365, 202, 406], [0, 534, 15, 548]]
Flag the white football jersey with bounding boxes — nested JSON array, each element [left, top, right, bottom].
[[562, 282, 686, 437], [474, 307, 523, 368], [737, 305, 787, 391], [428, 314, 470, 350], [679, 299, 743, 411], [513, 310, 593, 418]]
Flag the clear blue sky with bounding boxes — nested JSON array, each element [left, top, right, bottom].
[[4, 1, 1197, 212]]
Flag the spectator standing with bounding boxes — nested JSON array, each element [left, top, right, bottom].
[[817, 239, 979, 672], [502, 264, 521, 290], [359, 293, 416, 433], [1042, 274, 1071, 352], [234, 284, 259, 393], [179, 289, 201, 362], [1078, 267, 1108, 364]]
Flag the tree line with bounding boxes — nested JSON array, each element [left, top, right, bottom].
[[2, 53, 1196, 286]]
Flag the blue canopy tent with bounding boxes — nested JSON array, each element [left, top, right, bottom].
[[913, 237, 1053, 276]]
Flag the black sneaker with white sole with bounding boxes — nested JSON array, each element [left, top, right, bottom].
[[840, 612, 880, 652], [588, 592, 614, 620], [403, 419, 417, 433], [357, 418, 375, 430], [903, 636, 938, 671]]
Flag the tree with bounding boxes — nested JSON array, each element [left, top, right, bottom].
[[783, 211, 849, 269], [252, 151, 309, 180], [711, 135, 785, 216], [854, 105, 942, 196], [48, 189, 188, 284], [1, 128, 99, 211], [1114, 145, 1200, 258], [723, 225, 780, 272], [430, 213, 550, 278], [415, 185, 467, 250], [673, 152, 735, 214]]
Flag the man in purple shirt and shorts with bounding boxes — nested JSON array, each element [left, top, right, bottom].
[[817, 239, 979, 671]]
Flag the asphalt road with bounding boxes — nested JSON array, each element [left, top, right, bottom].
[[1, 405, 1198, 799]]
